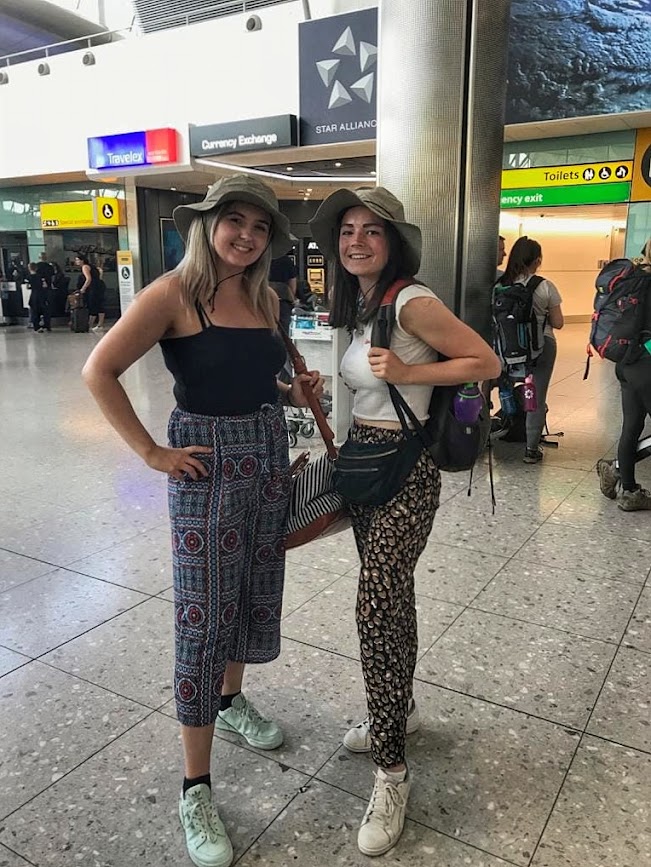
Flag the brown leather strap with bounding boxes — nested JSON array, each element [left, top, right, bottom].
[[279, 327, 338, 460]]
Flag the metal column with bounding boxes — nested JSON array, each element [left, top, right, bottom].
[[377, 0, 511, 338]]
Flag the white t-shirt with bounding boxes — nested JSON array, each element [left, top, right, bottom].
[[516, 274, 563, 340], [340, 284, 439, 424]]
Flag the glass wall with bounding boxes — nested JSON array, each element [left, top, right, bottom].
[[625, 203, 651, 260], [503, 130, 636, 170]]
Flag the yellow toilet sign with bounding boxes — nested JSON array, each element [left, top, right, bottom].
[[632, 128, 651, 202], [502, 160, 633, 190], [40, 197, 123, 229]]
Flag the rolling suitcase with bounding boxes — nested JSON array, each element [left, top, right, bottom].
[[71, 306, 89, 333]]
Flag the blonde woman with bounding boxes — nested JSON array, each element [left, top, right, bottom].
[[83, 175, 322, 867]]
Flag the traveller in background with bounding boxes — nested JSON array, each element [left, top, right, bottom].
[[52, 262, 70, 316], [483, 234, 509, 410], [499, 237, 564, 463], [36, 252, 54, 290], [26, 262, 51, 332], [75, 254, 106, 333], [597, 238, 651, 511], [82, 174, 323, 867], [496, 235, 506, 278], [310, 187, 500, 858], [268, 250, 297, 334]]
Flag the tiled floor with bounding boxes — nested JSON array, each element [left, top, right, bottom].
[[0, 324, 649, 867]]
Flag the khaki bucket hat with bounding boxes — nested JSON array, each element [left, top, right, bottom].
[[309, 187, 422, 275], [173, 174, 292, 257]]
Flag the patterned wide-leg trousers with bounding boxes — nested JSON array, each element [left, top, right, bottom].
[[348, 425, 441, 768], [167, 402, 290, 727]]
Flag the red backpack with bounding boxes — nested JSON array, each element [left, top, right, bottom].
[[584, 259, 651, 378]]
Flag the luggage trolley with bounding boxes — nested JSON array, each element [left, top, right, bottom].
[[285, 311, 333, 448]]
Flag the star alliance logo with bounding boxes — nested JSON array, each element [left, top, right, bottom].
[[315, 25, 378, 110]]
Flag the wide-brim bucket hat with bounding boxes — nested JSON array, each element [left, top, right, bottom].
[[173, 174, 292, 257], [309, 187, 422, 275]]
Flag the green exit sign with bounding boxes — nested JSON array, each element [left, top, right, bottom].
[[500, 181, 631, 209]]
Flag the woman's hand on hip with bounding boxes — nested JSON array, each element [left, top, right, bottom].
[[145, 444, 213, 480], [290, 371, 325, 407], [368, 348, 411, 384]]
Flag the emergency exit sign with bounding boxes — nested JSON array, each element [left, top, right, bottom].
[[500, 181, 631, 209]]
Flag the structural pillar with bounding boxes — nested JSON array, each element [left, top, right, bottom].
[[377, 0, 511, 337]]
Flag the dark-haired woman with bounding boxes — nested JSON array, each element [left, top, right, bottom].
[[74, 254, 105, 332], [83, 175, 322, 867], [310, 187, 500, 857], [498, 236, 564, 462]]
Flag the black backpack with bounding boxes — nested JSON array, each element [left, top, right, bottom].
[[370, 280, 490, 474], [584, 259, 651, 377], [492, 275, 544, 378]]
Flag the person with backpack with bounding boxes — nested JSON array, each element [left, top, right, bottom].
[[309, 187, 500, 858], [493, 236, 564, 463], [596, 239, 651, 511]]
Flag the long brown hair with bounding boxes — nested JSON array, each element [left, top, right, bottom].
[[328, 218, 412, 330], [502, 236, 542, 285], [173, 204, 276, 328]]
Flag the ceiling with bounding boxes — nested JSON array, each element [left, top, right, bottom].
[[0, 0, 110, 63]]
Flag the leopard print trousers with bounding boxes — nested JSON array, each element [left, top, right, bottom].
[[348, 424, 441, 768]]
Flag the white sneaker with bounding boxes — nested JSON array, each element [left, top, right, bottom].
[[91, 325, 104, 333], [343, 701, 420, 753], [179, 784, 233, 867], [358, 768, 411, 856]]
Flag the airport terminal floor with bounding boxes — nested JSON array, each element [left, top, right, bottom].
[[0, 322, 649, 867]]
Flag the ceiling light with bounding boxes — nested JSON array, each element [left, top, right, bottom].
[[171, 187, 177, 191], [370, 170, 376, 175], [286, 166, 294, 171], [307, 188, 313, 192], [334, 162, 342, 168]]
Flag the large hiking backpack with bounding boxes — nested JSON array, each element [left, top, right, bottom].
[[492, 275, 544, 379], [370, 280, 490, 473], [585, 259, 651, 377]]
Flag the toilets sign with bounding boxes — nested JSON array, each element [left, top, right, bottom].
[[502, 161, 633, 190], [501, 160, 633, 209]]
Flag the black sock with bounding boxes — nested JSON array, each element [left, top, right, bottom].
[[220, 690, 241, 711], [183, 774, 211, 795]]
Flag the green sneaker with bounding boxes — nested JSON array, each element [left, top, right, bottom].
[[596, 459, 620, 500], [215, 693, 283, 749], [617, 486, 651, 512], [179, 784, 233, 867]]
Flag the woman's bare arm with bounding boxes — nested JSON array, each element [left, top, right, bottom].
[[368, 296, 502, 385]]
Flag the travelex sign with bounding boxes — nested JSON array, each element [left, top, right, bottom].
[[87, 128, 178, 170], [189, 116, 297, 157]]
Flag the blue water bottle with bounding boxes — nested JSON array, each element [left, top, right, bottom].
[[453, 383, 483, 424], [499, 382, 517, 416]]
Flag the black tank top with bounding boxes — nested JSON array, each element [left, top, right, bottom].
[[159, 302, 285, 416], [76, 264, 101, 291]]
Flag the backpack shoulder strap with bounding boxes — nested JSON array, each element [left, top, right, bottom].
[[370, 278, 415, 348], [527, 275, 544, 293]]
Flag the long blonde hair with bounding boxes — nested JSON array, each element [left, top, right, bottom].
[[173, 204, 276, 328]]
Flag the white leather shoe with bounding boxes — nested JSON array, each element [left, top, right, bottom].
[[358, 768, 411, 857], [343, 701, 419, 753]]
